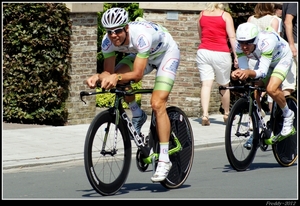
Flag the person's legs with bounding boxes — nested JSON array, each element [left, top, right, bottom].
[[196, 49, 216, 126], [201, 79, 213, 125], [220, 83, 230, 122], [267, 76, 294, 136], [214, 51, 231, 123], [150, 90, 173, 182], [116, 55, 147, 135], [150, 40, 179, 182]]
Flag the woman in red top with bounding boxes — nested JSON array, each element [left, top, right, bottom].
[[196, 3, 237, 126]]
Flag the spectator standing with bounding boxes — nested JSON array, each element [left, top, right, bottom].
[[274, 3, 283, 36], [282, 3, 297, 94], [247, 3, 281, 113], [247, 3, 280, 70], [196, 3, 237, 126], [247, 3, 280, 33]]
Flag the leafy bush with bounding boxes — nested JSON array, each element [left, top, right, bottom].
[[3, 3, 71, 125]]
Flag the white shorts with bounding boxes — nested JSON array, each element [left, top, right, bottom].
[[282, 58, 296, 91], [196, 49, 231, 85]]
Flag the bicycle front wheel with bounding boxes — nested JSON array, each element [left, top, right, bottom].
[[225, 98, 259, 171], [160, 106, 194, 189], [84, 110, 132, 196], [272, 95, 298, 166]]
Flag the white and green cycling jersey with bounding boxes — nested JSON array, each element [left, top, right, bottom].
[[237, 28, 293, 81], [102, 20, 172, 61], [101, 19, 180, 92]]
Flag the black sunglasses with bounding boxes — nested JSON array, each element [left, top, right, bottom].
[[106, 27, 124, 35], [238, 38, 255, 45]]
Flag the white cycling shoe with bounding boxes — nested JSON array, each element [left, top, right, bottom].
[[151, 161, 172, 182], [281, 111, 295, 136]]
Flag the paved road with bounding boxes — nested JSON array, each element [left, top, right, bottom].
[[2, 113, 233, 169]]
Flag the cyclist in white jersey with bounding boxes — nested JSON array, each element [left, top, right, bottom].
[[86, 8, 180, 182], [231, 22, 295, 145]]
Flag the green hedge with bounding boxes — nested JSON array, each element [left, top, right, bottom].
[[3, 3, 71, 125]]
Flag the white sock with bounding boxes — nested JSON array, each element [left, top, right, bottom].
[[129, 101, 142, 117], [281, 104, 292, 118], [158, 142, 170, 162]]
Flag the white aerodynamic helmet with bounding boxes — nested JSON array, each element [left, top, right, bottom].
[[236, 22, 259, 44], [101, 7, 129, 29]]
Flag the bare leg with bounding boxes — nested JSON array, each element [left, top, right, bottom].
[[151, 90, 170, 143], [200, 79, 213, 116], [266, 76, 286, 109], [220, 83, 230, 115]]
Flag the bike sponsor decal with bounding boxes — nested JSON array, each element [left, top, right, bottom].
[[253, 100, 266, 128], [121, 112, 144, 146], [90, 167, 99, 185]]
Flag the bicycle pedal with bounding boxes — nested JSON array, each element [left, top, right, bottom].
[[264, 127, 296, 145], [279, 127, 296, 139]]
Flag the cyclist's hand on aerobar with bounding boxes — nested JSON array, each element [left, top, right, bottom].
[[86, 74, 100, 89], [231, 69, 249, 81], [101, 73, 118, 90]]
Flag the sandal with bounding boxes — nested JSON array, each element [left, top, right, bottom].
[[202, 116, 210, 126], [223, 113, 229, 123]]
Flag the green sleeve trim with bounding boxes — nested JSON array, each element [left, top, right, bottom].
[[261, 50, 273, 59], [237, 52, 245, 58], [103, 51, 116, 59], [137, 52, 149, 59]]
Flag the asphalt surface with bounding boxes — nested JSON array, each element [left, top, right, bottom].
[[2, 113, 232, 170]]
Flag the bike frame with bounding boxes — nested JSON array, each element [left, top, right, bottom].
[[220, 82, 292, 146], [80, 87, 182, 164]]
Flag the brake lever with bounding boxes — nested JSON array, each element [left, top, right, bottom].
[[80, 91, 90, 104]]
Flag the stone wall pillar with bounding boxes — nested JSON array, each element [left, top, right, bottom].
[[65, 3, 103, 125]]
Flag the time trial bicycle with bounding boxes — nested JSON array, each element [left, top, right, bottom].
[[80, 83, 194, 196], [219, 79, 297, 171]]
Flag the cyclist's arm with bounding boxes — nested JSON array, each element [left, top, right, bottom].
[[119, 55, 148, 83], [103, 55, 117, 74], [100, 54, 148, 90]]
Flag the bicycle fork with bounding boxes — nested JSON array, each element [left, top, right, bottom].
[[252, 100, 274, 145]]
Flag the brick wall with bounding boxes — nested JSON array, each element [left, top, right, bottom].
[[65, 13, 98, 125], [140, 10, 222, 117], [65, 3, 225, 125]]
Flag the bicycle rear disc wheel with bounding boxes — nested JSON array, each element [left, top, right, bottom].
[[225, 98, 259, 171], [84, 110, 132, 196], [160, 106, 194, 189], [272, 95, 298, 166]]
